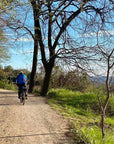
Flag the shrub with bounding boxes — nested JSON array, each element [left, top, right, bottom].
[[0, 78, 15, 90]]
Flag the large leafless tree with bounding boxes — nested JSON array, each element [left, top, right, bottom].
[[28, 0, 113, 95], [2, 0, 113, 96]]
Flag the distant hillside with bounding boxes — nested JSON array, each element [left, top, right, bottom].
[[89, 76, 114, 85]]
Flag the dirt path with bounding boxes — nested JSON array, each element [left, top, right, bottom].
[[0, 89, 74, 144]]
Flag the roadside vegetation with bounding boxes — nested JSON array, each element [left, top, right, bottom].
[[0, 65, 30, 91], [48, 89, 114, 144], [0, 78, 15, 90]]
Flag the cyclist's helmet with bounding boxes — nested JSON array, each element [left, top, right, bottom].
[[19, 71, 23, 74]]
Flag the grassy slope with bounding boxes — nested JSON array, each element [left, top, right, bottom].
[[48, 89, 114, 144]]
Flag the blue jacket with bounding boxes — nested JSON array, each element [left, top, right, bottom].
[[16, 74, 27, 85]]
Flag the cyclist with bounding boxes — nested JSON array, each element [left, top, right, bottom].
[[16, 71, 28, 99]]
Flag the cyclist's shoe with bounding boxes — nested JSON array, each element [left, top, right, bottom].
[[18, 96, 20, 99]]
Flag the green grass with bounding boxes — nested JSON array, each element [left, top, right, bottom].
[[48, 88, 114, 144], [105, 117, 114, 126], [82, 126, 114, 144]]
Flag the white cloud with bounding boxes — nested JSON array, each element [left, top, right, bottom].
[[8, 37, 33, 42], [80, 30, 114, 37], [17, 38, 33, 41]]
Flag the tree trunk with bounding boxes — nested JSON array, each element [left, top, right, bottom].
[[28, 1, 39, 93], [41, 66, 53, 96], [100, 110, 105, 139], [28, 39, 38, 93], [41, 55, 55, 96]]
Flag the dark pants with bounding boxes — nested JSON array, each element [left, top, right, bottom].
[[17, 84, 27, 98]]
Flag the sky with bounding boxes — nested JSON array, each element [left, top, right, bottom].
[[1, 2, 34, 71], [1, 0, 114, 75], [2, 34, 34, 71]]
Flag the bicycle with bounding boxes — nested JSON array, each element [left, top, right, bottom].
[[18, 86, 27, 105]]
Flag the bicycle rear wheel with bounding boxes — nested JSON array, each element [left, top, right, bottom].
[[22, 91, 25, 105], [20, 92, 23, 103], [20, 91, 25, 105]]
